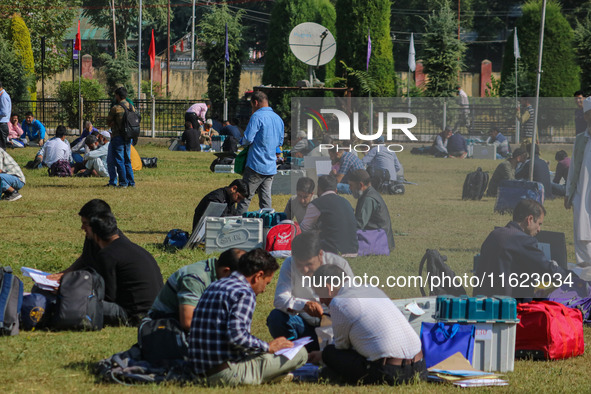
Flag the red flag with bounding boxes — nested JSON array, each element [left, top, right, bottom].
[[148, 29, 155, 70], [74, 20, 81, 51], [180, 40, 184, 52]]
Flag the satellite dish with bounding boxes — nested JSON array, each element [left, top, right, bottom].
[[289, 22, 336, 67]]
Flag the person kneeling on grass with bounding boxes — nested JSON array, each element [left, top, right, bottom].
[[0, 148, 25, 201], [308, 264, 427, 386], [189, 249, 306, 386]]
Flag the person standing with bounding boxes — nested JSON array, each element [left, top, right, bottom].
[[566, 97, 591, 265], [236, 91, 284, 215], [106, 87, 135, 188], [0, 81, 12, 150], [517, 97, 535, 142], [185, 101, 210, 130], [574, 91, 586, 135]]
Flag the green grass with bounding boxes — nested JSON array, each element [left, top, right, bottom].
[[1, 142, 590, 393]]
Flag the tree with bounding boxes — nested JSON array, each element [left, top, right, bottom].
[[574, 15, 591, 93], [0, 33, 30, 101], [421, 1, 466, 97], [55, 78, 107, 128], [197, 5, 246, 118], [8, 15, 36, 101], [336, 0, 395, 96], [500, 0, 580, 97], [99, 50, 137, 98], [0, 0, 80, 80], [82, 0, 168, 56]]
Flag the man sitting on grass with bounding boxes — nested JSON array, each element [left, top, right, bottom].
[[189, 248, 306, 386], [284, 177, 316, 223], [147, 248, 245, 332], [0, 148, 25, 201], [308, 264, 426, 386], [485, 148, 527, 197], [267, 232, 353, 351], [191, 179, 249, 232], [347, 169, 395, 251], [35, 125, 72, 169]]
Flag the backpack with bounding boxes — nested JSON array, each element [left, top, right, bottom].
[[48, 159, 72, 177], [462, 167, 489, 200], [265, 221, 300, 258], [367, 167, 391, 194], [163, 229, 189, 249], [141, 157, 158, 168], [209, 156, 234, 172], [0, 266, 24, 336], [51, 269, 104, 331], [418, 249, 467, 297], [119, 103, 141, 143], [21, 293, 48, 331], [138, 317, 188, 365]]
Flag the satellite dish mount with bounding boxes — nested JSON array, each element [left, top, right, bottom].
[[289, 23, 336, 87]]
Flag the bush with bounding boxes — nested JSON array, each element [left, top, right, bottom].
[[0, 33, 30, 101], [55, 78, 107, 129], [99, 50, 137, 98], [8, 14, 36, 101]]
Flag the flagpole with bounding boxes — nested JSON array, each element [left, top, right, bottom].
[[514, 27, 520, 144], [530, 0, 547, 182], [78, 20, 82, 134], [224, 22, 228, 121], [138, 0, 142, 104], [367, 28, 372, 135]]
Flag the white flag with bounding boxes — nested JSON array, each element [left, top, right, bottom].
[[514, 28, 520, 59], [408, 32, 416, 72]]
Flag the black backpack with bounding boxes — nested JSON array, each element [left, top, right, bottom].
[[367, 167, 391, 193], [119, 103, 141, 143], [51, 269, 105, 331], [138, 317, 188, 365], [462, 167, 489, 200], [0, 267, 23, 336], [418, 249, 467, 297]]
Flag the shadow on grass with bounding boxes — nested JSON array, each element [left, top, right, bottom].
[[150, 242, 182, 253], [34, 184, 81, 188], [126, 230, 169, 235]]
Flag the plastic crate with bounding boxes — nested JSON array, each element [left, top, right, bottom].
[[242, 209, 287, 228], [214, 164, 234, 173], [204, 217, 263, 253], [392, 297, 437, 336], [271, 169, 307, 195], [435, 295, 517, 322]]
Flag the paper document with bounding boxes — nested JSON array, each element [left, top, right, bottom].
[[276, 337, 313, 360], [454, 378, 509, 387], [21, 267, 59, 290]]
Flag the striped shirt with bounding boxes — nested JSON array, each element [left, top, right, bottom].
[[189, 271, 268, 374]]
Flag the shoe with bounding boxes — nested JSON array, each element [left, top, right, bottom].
[[5, 191, 22, 201], [104, 183, 117, 187], [118, 185, 128, 189], [267, 373, 294, 384]]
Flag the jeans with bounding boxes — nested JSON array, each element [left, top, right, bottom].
[[102, 300, 130, 326], [337, 182, 352, 194], [236, 166, 273, 215], [321, 344, 427, 386], [107, 136, 135, 186], [0, 123, 8, 150], [0, 173, 24, 193], [551, 182, 566, 197], [266, 309, 319, 351]]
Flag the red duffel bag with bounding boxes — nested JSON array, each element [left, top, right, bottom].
[[516, 300, 584, 360]]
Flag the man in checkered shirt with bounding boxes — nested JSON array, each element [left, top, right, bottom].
[[188, 248, 307, 386], [328, 147, 365, 194]]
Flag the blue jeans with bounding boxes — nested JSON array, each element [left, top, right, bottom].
[[337, 182, 352, 194], [266, 309, 319, 351], [0, 174, 24, 193], [107, 136, 135, 186]]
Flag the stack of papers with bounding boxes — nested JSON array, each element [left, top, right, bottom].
[[428, 352, 509, 388], [20, 267, 59, 291], [276, 337, 313, 360]]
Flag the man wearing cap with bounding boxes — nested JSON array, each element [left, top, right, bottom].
[[486, 148, 528, 197], [362, 136, 403, 182], [291, 131, 311, 158], [565, 97, 591, 265], [83, 132, 110, 177]]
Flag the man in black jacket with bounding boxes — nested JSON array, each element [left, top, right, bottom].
[[192, 179, 249, 232], [474, 199, 570, 300]]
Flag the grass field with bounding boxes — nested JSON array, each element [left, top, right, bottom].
[[1, 142, 590, 393]]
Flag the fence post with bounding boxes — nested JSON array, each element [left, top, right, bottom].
[[151, 95, 156, 138], [442, 99, 447, 130], [80, 96, 84, 134]]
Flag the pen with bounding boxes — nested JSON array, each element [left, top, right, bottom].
[[287, 336, 295, 340]]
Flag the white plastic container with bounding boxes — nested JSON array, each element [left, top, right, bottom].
[[205, 217, 263, 253], [472, 144, 497, 160], [214, 164, 234, 173]]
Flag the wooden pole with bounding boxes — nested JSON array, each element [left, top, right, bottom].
[[111, 0, 117, 57]]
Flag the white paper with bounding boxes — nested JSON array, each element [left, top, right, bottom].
[[21, 267, 59, 289], [276, 337, 313, 360], [454, 379, 509, 387], [405, 301, 425, 316], [315, 160, 332, 176]]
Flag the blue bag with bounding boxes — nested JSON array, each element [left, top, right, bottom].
[[21, 293, 48, 330], [420, 322, 475, 368], [494, 180, 544, 214], [163, 229, 189, 249]]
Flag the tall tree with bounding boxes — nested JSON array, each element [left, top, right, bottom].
[[82, 0, 168, 56], [421, 0, 466, 97], [197, 4, 246, 118], [8, 14, 36, 100], [574, 15, 591, 93], [500, 0, 580, 97], [0, 0, 80, 80], [336, 0, 395, 96], [0, 33, 30, 101]]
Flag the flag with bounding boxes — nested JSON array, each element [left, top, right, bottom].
[[366, 28, 371, 71], [514, 27, 520, 60], [225, 22, 230, 67], [74, 20, 81, 51], [148, 29, 155, 70], [408, 32, 416, 72]]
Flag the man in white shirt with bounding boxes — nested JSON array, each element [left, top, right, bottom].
[[36, 125, 72, 167], [267, 231, 354, 351], [309, 264, 426, 385], [83, 133, 109, 177]]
